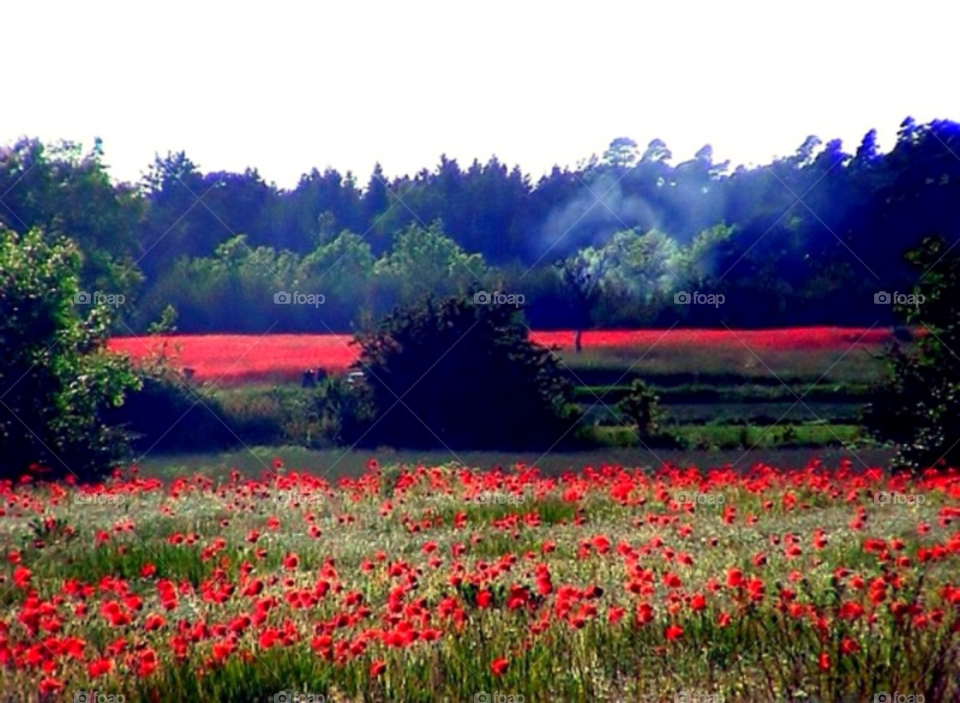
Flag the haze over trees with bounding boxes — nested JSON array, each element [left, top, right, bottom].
[[1, 118, 959, 333]]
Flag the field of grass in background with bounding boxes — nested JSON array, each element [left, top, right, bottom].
[[555, 333, 893, 387], [106, 327, 906, 460], [134, 446, 898, 483]]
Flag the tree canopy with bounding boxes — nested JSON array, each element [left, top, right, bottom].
[[2, 118, 960, 332]]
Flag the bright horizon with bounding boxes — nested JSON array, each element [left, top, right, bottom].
[[4, 1, 957, 188]]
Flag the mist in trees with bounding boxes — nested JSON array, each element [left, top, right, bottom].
[[2, 117, 959, 333]]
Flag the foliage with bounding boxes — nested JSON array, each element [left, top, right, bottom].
[[6, 120, 960, 332], [311, 375, 376, 445], [863, 235, 960, 472], [104, 308, 243, 454], [353, 294, 579, 450], [374, 220, 486, 292], [106, 371, 240, 455], [615, 379, 664, 437], [0, 228, 140, 479], [0, 139, 144, 306]]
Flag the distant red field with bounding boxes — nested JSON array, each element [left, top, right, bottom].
[[108, 334, 357, 385], [107, 327, 901, 385], [526, 327, 899, 352]]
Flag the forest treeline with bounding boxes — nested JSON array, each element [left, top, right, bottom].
[[1, 117, 958, 333]]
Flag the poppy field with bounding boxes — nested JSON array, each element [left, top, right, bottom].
[[106, 327, 901, 386], [1, 458, 958, 702]]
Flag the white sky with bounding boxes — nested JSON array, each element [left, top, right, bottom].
[[3, 0, 956, 189]]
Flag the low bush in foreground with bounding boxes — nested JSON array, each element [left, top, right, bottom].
[[0, 460, 958, 702]]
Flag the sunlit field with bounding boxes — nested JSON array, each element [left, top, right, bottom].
[[1, 458, 957, 702]]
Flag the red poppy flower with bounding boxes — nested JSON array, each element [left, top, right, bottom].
[[491, 657, 509, 676], [840, 638, 860, 655], [607, 606, 626, 623], [662, 572, 682, 589], [38, 678, 64, 695], [13, 566, 31, 588], [88, 658, 114, 678]]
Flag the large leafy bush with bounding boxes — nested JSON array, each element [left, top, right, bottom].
[[0, 228, 139, 479]]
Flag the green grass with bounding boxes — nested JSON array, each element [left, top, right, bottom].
[[135, 443, 899, 486], [589, 422, 867, 451], [559, 343, 889, 386], [574, 382, 875, 403]]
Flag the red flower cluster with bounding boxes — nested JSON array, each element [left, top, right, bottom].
[[0, 459, 958, 699], [107, 327, 901, 384]]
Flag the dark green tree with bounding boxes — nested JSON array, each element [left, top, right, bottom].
[[863, 236, 960, 472], [0, 228, 140, 480], [353, 294, 579, 450]]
